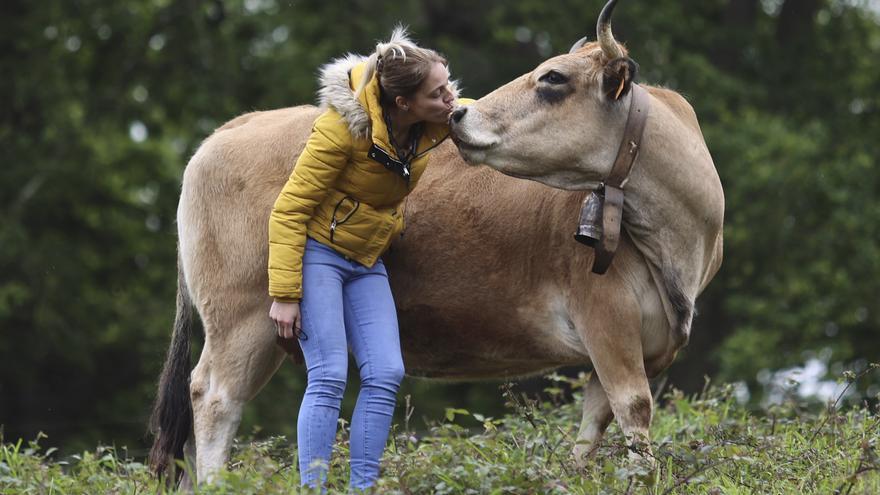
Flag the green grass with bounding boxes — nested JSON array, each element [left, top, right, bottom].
[[2, 371, 879, 494]]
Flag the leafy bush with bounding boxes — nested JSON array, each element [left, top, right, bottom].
[[3, 371, 878, 494]]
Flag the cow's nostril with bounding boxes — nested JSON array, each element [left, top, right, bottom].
[[451, 107, 467, 123]]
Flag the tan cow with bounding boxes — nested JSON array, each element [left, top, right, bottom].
[[149, 0, 723, 486]]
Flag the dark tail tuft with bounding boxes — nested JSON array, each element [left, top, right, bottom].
[[148, 255, 194, 480]]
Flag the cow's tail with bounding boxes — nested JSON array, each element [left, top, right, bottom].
[[148, 253, 194, 480]]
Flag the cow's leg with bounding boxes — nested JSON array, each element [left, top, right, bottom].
[[190, 304, 287, 483], [590, 357, 653, 462], [178, 432, 196, 491], [573, 372, 613, 467], [578, 286, 654, 462]]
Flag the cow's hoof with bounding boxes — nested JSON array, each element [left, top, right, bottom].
[[572, 441, 600, 469], [625, 441, 656, 470]]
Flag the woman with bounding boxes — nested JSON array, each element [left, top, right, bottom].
[[267, 28, 464, 491]]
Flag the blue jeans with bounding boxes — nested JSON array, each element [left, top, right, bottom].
[[297, 237, 405, 491]]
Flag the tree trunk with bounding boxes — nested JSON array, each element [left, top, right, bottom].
[[776, 0, 822, 46], [712, 0, 759, 71]]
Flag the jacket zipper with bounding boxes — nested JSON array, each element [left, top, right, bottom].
[[329, 196, 360, 244]]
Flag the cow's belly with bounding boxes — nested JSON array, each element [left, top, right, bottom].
[[386, 250, 593, 379], [394, 298, 592, 379], [389, 279, 671, 380]]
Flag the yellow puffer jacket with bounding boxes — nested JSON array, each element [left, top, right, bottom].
[[268, 60, 468, 301]]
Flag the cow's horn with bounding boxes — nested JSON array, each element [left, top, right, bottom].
[[597, 0, 624, 60], [569, 36, 588, 54]]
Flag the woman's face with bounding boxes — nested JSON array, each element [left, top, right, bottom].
[[400, 62, 455, 124]]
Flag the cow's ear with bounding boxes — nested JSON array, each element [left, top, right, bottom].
[[602, 57, 638, 101]]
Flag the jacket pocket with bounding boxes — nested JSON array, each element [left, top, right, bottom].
[[329, 195, 360, 244]]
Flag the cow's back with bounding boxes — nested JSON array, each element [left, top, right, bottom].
[[178, 106, 320, 316]]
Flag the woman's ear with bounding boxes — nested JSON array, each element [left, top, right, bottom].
[[395, 95, 410, 111]]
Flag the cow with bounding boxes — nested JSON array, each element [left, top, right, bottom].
[[149, 0, 724, 487]]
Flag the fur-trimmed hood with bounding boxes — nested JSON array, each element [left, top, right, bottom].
[[316, 53, 374, 140]]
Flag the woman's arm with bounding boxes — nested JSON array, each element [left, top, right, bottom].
[[268, 108, 352, 301]]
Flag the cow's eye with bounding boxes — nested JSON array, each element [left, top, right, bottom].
[[539, 70, 568, 85]]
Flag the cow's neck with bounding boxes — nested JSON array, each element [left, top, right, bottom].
[[610, 99, 724, 343]]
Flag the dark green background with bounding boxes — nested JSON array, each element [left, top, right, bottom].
[[2, 0, 878, 455]]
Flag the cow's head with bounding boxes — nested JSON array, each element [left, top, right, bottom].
[[450, 0, 639, 190]]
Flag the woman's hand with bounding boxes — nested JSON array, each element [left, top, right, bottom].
[[270, 301, 302, 339]]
